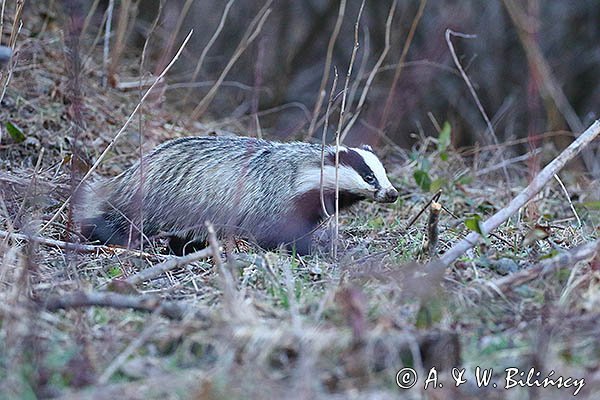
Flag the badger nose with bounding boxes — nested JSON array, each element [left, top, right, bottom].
[[384, 188, 398, 203]]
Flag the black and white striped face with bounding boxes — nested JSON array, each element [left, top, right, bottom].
[[337, 146, 398, 202], [296, 145, 398, 203]]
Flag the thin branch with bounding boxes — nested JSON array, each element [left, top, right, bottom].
[[40, 291, 200, 320], [433, 120, 600, 268], [445, 29, 511, 186], [489, 239, 599, 293], [0, 229, 169, 259], [426, 201, 442, 257], [319, 70, 338, 218], [1, 229, 104, 252], [305, 0, 346, 140], [124, 246, 212, 286], [340, 0, 398, 142], [475, 148, 542, 177], [189, 1, 272, 120], [102, 0, 114, 87], [379, 0, 426, 131], [333, 0, 365, 258], [98, 318, 159, 384], [553, 173, 581, 227], [180, 0, 235, 107], [502, 0, 598, 174]]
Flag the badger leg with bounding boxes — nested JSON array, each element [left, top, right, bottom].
[[80, 214, 127, 246]]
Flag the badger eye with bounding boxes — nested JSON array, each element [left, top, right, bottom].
[[364, 175, 376, 185]]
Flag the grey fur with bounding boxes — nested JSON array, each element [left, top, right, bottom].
[[77, 136, 398, 254]]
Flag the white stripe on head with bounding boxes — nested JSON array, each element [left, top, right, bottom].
[[353, 148, 394, 190], [294, 164, 371, 196]]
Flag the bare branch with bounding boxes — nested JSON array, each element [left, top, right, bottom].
[[189, 1, 272, 120], [306, 0, 346, 140], [445, 29, 510, 186], [489, 239, 599, 293], [124, 247, 213, 286], [434, 119, 600, 268], [40, 291, 201, 320]]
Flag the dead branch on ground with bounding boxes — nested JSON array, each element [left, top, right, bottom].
[[40, 290, 206, 320], [431, 119, 600, 269], [489, 239, 599, 293], [124, 247, 213, 286]]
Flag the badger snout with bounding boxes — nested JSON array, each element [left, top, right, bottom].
[[375, 187, 398, 203]]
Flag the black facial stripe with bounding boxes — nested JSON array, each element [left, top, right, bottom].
[[328, 149, 380, 188]]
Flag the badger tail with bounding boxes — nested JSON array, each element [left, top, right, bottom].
[[74, 181, 127, 245]]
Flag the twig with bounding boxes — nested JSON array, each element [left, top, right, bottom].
[[502, 0, 598, 174], [205, 221, 223, 270], [553, 173, 582, 228], [206, 221, 238, 303], [0, 0, 6, 45], [189, 1, 272, 120], [340, 0, 398, 142], [333, 0, 365, 258], [156, 0, 193, 72], [305, 0, 346, 140], [405, 190, 442, 230], [435, 120, 600, 268], [81, 0, 101, 39], [40, 291, 196, 320], [40, 29, 194, 235], [319, 69, 338, 218], [8, 0, 23, 49], [475, 148, 542, 177], [0, 229, 169, 259], [180, 0, 235, 108], [107, 0, 133, 85], [102, 0, 114, 87], [379, 0, 426, 131], [124, 246, 212, 286], [0, 0, 23, 103], [445, 29, 510, 186], [136, 0, 163, 253], [1, 229, 103, 252], [489, 239, 599, 293], [426, 201, 441, 257]]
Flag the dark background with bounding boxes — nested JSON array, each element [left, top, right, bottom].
[[93, 1, 600, 151]]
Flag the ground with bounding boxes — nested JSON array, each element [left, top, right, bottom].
[[0, 4, 599, 400]]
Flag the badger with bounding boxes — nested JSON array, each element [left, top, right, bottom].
[[77, 136, 398, 255]]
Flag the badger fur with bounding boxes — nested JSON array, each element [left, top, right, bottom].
[[77, 136, 398, 255]]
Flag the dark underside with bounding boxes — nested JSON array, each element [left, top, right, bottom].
[[81, 190, 366, 256]]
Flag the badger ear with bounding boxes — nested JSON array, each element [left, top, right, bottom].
[[360, 144, 374, 153]]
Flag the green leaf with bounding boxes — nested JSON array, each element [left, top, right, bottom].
[[465, 214, 483, 234], [6, 121, 25, 143], [413, 170, 431, 192], [430, 178, 445, 193], [438, 122, 451, 151]]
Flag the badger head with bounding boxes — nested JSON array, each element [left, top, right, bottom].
[[296, 145, 398, 203], [336, 145, 398, 203]]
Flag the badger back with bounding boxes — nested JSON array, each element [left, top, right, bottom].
[[90, 137, 322, 242]]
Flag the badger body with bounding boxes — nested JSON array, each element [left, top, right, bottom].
[[78, 136, 398, 255]]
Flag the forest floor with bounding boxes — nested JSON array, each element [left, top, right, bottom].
[[1, 5, 599, 400]]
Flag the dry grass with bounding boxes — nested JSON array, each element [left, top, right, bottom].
[[0, 3, 599, 400]]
